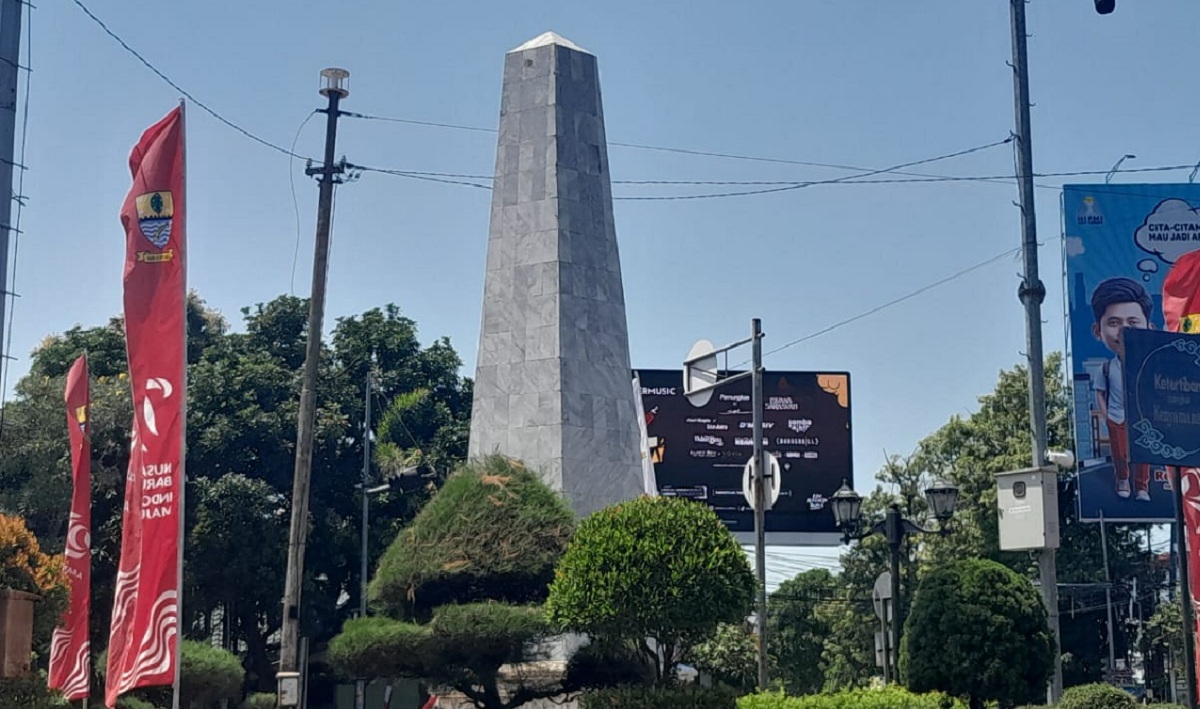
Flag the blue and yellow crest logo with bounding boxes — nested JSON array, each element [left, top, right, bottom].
[[135, 191, 174, 248]]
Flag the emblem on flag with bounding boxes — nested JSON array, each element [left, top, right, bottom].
[[135, 191, 174, 248], [1184, 315, 1200, 334]]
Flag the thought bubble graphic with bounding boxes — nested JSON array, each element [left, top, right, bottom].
[[1135, 198, 1200, 265], [1137, 258, 1159, 281]]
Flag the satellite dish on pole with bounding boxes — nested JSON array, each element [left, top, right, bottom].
[[683, 340, 718, 407], [742, 453, 782, 510]]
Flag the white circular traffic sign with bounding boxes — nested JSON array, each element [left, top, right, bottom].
[[742, 453, 782, 511]]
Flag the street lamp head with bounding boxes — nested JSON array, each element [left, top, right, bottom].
[[319, 68, 350, 99], [830, 479, 863, 540], [924, 479, 959, 525]]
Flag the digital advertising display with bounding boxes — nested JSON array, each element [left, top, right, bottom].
[[635, 369, 852, 546]]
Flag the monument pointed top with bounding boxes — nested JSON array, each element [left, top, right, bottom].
[[509, 31, 590, 55]]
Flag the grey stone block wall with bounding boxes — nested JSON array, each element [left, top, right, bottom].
[[469, 33, 644, 517]]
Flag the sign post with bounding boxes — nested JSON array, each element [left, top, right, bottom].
[[682, 320, 768, 691]]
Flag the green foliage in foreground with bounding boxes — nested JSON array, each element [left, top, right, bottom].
[[1057, 682, 1136, 709], [581, 684, 737, 709], [737, 687, 965, 709]]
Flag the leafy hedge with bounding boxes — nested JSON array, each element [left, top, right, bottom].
[[241, 693, 277, 709], [737, 687, 966, 709], [0, 675, 65, 709], [581, 685, 737, 709], [1058, 683, 1136, 709]]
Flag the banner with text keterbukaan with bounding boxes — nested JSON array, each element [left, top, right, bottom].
[[106, 105, 186, 708]]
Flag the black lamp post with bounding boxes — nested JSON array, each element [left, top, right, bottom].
[[830, 478, 959, 682]]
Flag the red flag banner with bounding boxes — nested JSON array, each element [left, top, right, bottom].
[[48, 354, 91, 699], [105, 106, 187, 708], [1163, 248, 1200, 697], [1163, 249, 1200, 334]]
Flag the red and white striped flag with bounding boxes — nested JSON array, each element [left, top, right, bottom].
[[48, 354, 91, 700], [105, 104, 187, 708]]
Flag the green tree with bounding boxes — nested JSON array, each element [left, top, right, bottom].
[[914, 353, 1163, 687], [329, 455, 576, 709], [901, 558, 1054, 709], [186, 474, 286, 687], [546, 495, 755, 684], [686, 622, 758, 691], [0, 293, 473, 695], [768, 568, 836, 694]]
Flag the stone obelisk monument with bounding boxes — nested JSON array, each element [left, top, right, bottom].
[[469, 32, 644, 517]]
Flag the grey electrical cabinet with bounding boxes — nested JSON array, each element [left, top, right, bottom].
[[996, 466, 1060, 551]]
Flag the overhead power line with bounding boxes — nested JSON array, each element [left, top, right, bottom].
[[72, 0, 312, 161], [342, 109, 1023, 186], [758, 245, 1025, 361]]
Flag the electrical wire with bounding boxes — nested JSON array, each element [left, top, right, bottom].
[[758, 246, 1023, 360], [0, 0, 32, 445], [350, 157, 1200, 200], [288, 111, 318, 295], [342, 109, 1025, 186], [348, 136, 1020, 200], [71, 0, 312, 161]]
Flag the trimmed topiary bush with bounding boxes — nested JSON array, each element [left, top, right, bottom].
[[737, 687, 965, 709], [1058, 682, 1137, 709], [369, 454, 575, 619], [547, 495, 754, 683]]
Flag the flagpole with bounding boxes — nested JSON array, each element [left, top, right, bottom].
[[171, 97, 187, 709]]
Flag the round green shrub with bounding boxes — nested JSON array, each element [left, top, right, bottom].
[[1058, 683, 1137, 709], [241, 693, 277, 709]]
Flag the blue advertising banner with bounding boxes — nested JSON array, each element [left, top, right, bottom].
[[1123, 329, 1200, 468], [1064, 183, 1200, 522]]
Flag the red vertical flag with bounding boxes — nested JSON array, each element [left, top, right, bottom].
[[106, 105, 187, 708], [48, 354, 92, 700], [1162, 248, 1200, 698]]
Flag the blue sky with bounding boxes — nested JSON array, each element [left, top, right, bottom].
[[5, 1, 1200, 580]]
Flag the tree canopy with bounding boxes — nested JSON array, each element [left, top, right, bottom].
[[0, 292, 473, 697], [546, 495, 755, 683], [901, 558, 1054, 709]]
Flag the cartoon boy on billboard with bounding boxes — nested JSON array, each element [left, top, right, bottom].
[[1090, 277, 1154, 501]]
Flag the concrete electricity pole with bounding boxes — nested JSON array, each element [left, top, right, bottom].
[[278, 67, 349, 709], [0, 0, 22, 384], [1007, 1, 1061, 702]]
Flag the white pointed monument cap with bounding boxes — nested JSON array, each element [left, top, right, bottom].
[[509, 31, 591, 55]]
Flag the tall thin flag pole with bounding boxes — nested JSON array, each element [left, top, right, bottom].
[[171, 97, 187, 709]]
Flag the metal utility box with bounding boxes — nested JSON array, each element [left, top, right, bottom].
[[996, 466, 1060, 551]]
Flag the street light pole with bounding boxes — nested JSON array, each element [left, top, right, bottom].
[[885, 505, 903, 681], [832, 481, 959, 685]]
